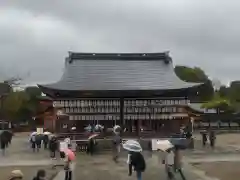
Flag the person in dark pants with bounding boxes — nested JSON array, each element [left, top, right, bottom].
[[128, 151, 146, 180], [49, 137, 58, 159], [35, 135, 42, 152], [87, 138, 94, 155], [209, 131, 216, 148], [30, 135, 36, 152], [202, 132, 207, 147], [43, 134, 49, 149], [174, 146, 186, 180], [8, 132, 13, 145], [0, 135, 7, 156]]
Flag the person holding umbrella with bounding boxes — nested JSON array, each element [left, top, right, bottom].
[[87, 133, 99, 155], [156, 140, 175, 180], [112, 125, 122, 162], [123, 140, 146, 180], [63, 144, 76, 180], [157, 139, 186, 180]]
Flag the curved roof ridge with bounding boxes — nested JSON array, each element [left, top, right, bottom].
[[67, 51, 172, 62], [38, 52, 202, 91]]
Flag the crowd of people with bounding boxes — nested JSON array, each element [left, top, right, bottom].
[[29, 133, 60, 158], [27, 132, 74, 180], [4, 125, 193, 180]]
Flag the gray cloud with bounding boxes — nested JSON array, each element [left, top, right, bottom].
[[0, 0, 240, 85]]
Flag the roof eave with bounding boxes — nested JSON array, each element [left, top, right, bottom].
[[38, 82, 202, 92]]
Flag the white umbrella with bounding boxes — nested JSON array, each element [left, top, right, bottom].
[[30, 132, 37, 137], [43, 131, 51, 135], [95, 124, 104, 131], [122, 140, 142, 152], [113, 125, 121, 134], [84, 125, 92, 132], [156, 140, 174, 151]]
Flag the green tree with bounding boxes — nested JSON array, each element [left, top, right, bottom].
[[1, 90, 30, 122], [175, 66, 209, 82], [228, 81, 240, 102], [25, 86, 42, 97], [218, 85, 229, 98], [174, 66, 214, 100], [201, 93, 234, 113], [24, 86, 42, 119]]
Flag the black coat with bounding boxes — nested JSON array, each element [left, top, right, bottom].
[[43, 135, 49, 143], [49, 139, 58, 151], [129, 152, 146, 173]]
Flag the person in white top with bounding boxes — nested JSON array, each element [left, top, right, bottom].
[[162, 149, 175, 180], [59, 141, 68, 160]]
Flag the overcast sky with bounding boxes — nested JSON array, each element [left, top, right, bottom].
[[0, 0, 239, 86]]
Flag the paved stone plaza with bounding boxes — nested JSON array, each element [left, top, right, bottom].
[[1, 133, 240, 180]]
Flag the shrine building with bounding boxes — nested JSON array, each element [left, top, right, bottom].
[[38, 52, 202, 137]]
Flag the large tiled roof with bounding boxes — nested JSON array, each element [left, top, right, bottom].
[[38, 52, 201, 91], [189, 103, 217, 113]]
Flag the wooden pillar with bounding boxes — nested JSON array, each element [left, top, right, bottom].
[[120, 98, 124, 127]]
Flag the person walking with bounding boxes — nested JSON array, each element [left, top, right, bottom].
[[0, 135, 7, 156], [87, 138, 94, 155], [32, 169, 46, 180], [163, 149, 175, 180], [64, 145, 75, 180], [201, 131, 208, 147], [112, 133, 121, 162], [43, 134, 49, 149], [128, 151, 146, 180], [174, 146, 186, 180], [49, 136, 58, 159], [35, 134, 42, 152], [209, 130, 216, 149], [30, 134, 37, 152]]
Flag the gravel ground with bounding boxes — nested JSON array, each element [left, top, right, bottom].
[[192, 161, 240, 180]]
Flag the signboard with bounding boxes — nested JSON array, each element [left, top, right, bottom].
[[53, 98, 189, 108], [36, 128, 43, 134], [54, 98, 189, 121], [59, 141, 68, 152]]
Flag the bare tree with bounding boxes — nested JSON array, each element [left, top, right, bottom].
[[3, 76, 22, 87]]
